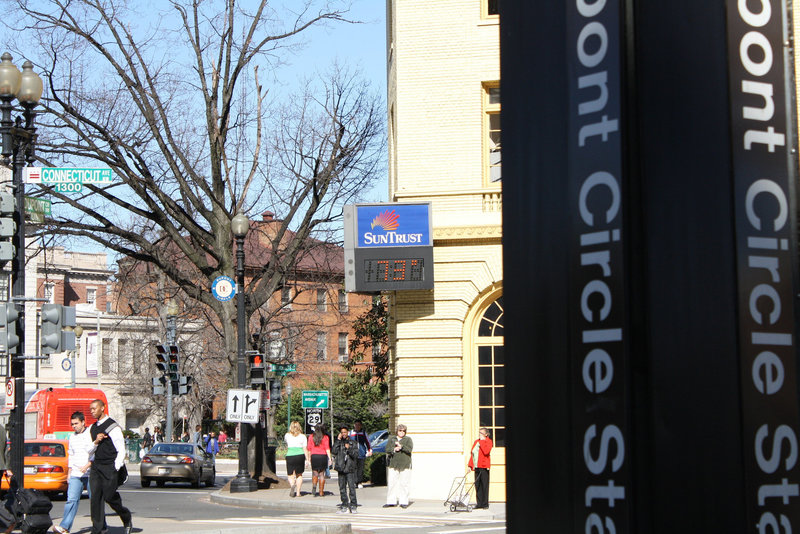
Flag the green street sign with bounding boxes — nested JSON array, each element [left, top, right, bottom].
[[24, 167, 113, 193], [24, 197, 51, 223], [302, 390, 329, 409]]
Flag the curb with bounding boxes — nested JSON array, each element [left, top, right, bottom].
[[179, 526, 350, 534], [210, 490, 333, 513]]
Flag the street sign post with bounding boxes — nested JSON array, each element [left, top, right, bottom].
[[226, 389, 261, 423], [301, 390, 329, 409]]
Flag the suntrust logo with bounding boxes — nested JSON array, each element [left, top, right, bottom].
[[357, 204, 431, 248]]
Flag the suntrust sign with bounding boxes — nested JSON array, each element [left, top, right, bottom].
[[726, 0, 800, 529], [356, 204, 431, 248], [567, 1, 630, 532]]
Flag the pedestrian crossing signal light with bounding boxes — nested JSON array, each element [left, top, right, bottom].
[[247, 350, 266, 385], [178, 375, 192, 395]]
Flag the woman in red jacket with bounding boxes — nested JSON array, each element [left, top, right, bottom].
[[468, 428, 493, 509]]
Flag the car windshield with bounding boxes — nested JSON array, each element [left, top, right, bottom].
[[25, 443, 66, 457], [149, 444, 195, 455]]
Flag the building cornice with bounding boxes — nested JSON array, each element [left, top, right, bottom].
[[433, 225, 502, 242]]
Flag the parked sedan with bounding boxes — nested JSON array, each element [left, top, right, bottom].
[[140, 443, 215, 488], [369, 429, 389, 454], [0, 440, 69, 496]]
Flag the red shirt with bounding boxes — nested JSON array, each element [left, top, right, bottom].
[[468, 437, 493, 470], [307, 434, 330, 455]]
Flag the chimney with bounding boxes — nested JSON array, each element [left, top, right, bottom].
[[262, 211, 274, 221]]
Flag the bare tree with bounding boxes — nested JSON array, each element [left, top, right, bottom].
[[4, 0, 384, 484], [3, 0, 384, 370]]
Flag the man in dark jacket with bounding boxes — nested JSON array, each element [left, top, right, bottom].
[[332, 425, 359, 514]]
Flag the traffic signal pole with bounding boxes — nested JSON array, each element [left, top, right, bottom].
[[165, 313, 175, 443]]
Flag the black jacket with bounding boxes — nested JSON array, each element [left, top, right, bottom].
[[332, 436, 358, 473]]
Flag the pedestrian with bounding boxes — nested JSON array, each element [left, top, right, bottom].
[[54, 412, 96, 534], [192, 425, 202, 447], [88, 399, 132, 534], [180, 431, 190, 443], [218, 430, 227, 444], [284, 421, 308, 498], [333, 425, 359, 514], [383, 424, 413, 509], [0, 419, 14, 529], [153, 426, 163, 443], [468, 427, 493, 509], [140, 427, 153, 454], [349, 420, 372, 488], [205, 431, 220, 459], [307, 424, 331, 497]]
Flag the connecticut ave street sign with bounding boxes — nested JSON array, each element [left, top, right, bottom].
[[24, 167, 113, 193]]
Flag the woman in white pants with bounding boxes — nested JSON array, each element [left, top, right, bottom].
[[383, 424, 413, 508]]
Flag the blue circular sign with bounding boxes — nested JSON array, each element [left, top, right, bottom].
[[61, 358, 71, 372], [212, 276, 237, 302]]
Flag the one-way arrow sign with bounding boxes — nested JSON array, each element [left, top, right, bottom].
[[226, 389, 262, 423]]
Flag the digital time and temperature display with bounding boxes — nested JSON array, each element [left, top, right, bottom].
[[364, 259, 425, 283]]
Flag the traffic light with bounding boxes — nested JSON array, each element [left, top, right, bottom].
[[41, 304, 76, 354], [178, 375, 192, 395], [154, 344, 168, 373], [168, 345, 180, 383], [152, 376, 166, 395], [0, 302, 19, 352], [247, 350, 265, 385], [0, 192, 15, 262], [269, 378, 282, 407]]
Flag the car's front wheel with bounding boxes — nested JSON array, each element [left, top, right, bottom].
[[141, 478, 151, 488]]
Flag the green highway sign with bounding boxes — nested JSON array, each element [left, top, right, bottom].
[[302, 390, 329, 409], [24, 167, 113, 193]]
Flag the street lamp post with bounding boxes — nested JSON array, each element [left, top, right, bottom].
[[230, 213, 256, 493], [286, 382, 292, 428], [0, 52, 43, 483], [71, 325, 84, 388]]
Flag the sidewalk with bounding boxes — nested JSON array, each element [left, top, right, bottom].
[[126, 459, 505, 533]]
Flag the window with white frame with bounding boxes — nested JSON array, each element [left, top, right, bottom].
[[316, 331, 327, 361], [338, 333, 348, 362], [483, 0, 499, 17], [44, 283, 54, 304], [102, 338, 112, 374], [281, 287, 291, 307], [86, 288, 97, 307], [484, 83, 501, 184], [338, 290, 348, 312], [316, 289, 327, 311], [268, 331, 286, 361]]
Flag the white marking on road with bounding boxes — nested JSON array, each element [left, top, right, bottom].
[[429, 527, 506, 534], [188, 513, 499, 530]]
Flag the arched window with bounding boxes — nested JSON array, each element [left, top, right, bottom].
[[477, 296, 504, 446]]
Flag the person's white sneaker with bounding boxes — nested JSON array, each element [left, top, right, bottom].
[[53, 526, 70, 534], [357, 483, 364, 489]]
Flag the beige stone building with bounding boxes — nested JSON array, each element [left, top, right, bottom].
[[386, 0, 504, 501]]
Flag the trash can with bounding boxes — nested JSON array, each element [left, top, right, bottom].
[[125, 438, 141, 464]]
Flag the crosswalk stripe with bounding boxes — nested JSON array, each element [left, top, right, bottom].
[[187, 513, 500, 529]]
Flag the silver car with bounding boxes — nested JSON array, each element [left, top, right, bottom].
[[140, 443, 216, 488]]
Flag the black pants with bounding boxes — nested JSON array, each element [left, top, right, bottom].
[[337, 471, 357, 508], [355, 457, 366, 484], [474, 467, 490, 508], [90, 463, 131, 533]]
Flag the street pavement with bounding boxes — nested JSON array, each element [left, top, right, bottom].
[[47, 459, 506, 534]]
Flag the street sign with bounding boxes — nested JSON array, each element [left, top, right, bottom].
[[24, 167, 114, 193], [4, 378, 14, 409], [226, 389, 261, 423], [24, 197, 51, 223], [211, 276, 236, 302], [301, 390, 329, 409], [304, 408, 324, 434]]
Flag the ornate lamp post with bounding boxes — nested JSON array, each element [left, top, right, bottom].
[[230, 213, 256, 492], [71, 325, 84, 389], [0, 52, 43, 482]]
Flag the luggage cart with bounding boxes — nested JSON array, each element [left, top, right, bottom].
[[444, 471, 475, 512]]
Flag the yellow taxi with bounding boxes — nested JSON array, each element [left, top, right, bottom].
[[0, 440, 69, 495]]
